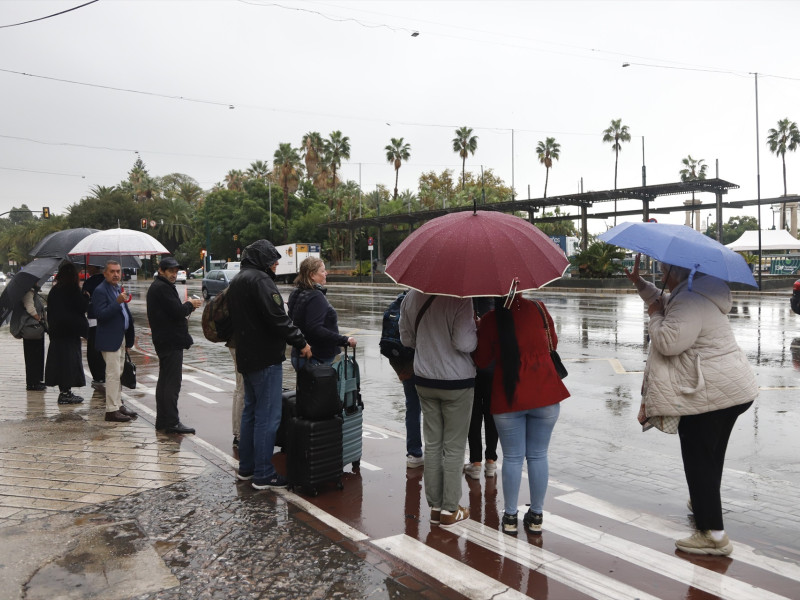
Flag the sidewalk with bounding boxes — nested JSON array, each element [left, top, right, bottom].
[[0, 330, 451, 600]]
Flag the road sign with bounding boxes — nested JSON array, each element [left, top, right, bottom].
[[368, 236, 374, 246], [149, 220, 157, 227]]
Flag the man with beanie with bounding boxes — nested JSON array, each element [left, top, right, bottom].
[[146, 256, 203, 434], [227, 240, 311, 490]]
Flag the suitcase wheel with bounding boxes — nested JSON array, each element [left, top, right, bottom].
[[352, 460, 360, 470]]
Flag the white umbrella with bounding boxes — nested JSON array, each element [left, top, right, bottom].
[[68, 228, 168, 256]]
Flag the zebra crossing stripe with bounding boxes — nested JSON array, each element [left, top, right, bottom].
[[373, 534, 530, 600], [557, 491, 800, 583], [450, 518, 661, 600]]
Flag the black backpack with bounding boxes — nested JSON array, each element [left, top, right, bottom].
[[791, 288, 800, 316], [379, 292, 414, 361]]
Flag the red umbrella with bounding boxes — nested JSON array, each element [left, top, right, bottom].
[[385, 210, 569, 297]]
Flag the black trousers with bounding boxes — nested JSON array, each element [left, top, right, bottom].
[[86, 327, 106, 382], [678, 401, 753, 531], [155, 349, 183, 430], [468, 369, 498, 463], [23, 337, 45, 386]]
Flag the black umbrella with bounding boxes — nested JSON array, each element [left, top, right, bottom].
[[69, 254, 142, 269], [0, 257, 62, 324], [29, 228, 98, 259]]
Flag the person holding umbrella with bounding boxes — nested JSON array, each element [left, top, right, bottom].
[[13, 284, 47, 391], [625, 254, 758, 556], [473, 292, 569, 535]]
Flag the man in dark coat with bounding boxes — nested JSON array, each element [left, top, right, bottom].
[[83, 264, 106, 387], [146, 256, 202, 434], [227, 239, 311, 490]]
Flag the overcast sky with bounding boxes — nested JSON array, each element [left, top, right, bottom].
[[2, 0, 800, 234]]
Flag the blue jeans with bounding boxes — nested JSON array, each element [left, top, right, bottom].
[[403, 378, 422, 457], [238, 364, 283, 482], [493, 403, 560, 515]]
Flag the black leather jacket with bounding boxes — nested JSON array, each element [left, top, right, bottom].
[[227, 240, 307, 374]]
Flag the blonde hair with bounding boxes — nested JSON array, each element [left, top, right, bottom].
[[294, 257, 324, 289]]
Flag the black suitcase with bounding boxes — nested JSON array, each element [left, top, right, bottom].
[[275, 389, 297, 450], [296, 362, 341, 421], [286, 416, 344, 496]]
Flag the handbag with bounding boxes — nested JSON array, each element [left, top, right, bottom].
[[10, 308, 46, 340], [533, 301, 568, 379], [121, 351, 137, 389]]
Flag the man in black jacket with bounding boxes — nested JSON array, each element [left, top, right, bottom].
[[146, 256, 202, 434], [227, 240, 311, 490]]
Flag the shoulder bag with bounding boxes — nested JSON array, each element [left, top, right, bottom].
[[533, 301, 568, 379]]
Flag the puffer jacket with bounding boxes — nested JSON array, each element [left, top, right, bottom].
[[639, 274, 757, 417], [227, 240, 307, 374]]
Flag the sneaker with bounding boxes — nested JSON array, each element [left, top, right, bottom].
[[440, 505, 469, 527], [57, 391, 84, 405], [235, 470, 253, 481], [485, 460, 497, 478], [91, 380, 105, 390], [26, 383, 47, 391], [463, 462, 482, 479], [233, 435, 239, 449], [406, 454, 424, 468], [252, 474, 288, 490], [502, 512, 518, 535], [675, 530, 733, 556], [430, 507, 441, 525], [523, 510, 543, 534]]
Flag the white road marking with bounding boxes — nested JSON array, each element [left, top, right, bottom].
[[449, 518, 660, 600], [356, 461, 381, 471], [147, 374, 158, 381], [183, 374, 224, 392], [374, 534, 530, 600], [189, 392, 217, 404], [557, 491, 800, 584], [542, 508, 792, 600], [273, 489, 369, 541]]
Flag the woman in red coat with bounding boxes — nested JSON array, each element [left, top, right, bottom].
[[474, 294, 569, 535]]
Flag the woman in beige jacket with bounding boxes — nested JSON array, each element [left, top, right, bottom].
[[626, 255, 757, 557]]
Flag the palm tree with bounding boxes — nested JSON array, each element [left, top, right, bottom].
[[385, 137, 411, 201], [301, 132, 325, 182], [452, 126, 478, 190], [224, 169, 246, 192], [273, 143, 304, 242], [602, 119, 631, 225], [325, 131, 351, 190], [767, 118, 800, 229], [680, 155, 708, 229], [154, 198, 194, 244], [536, 137, 561, 198], [246, 160, 270, 182]]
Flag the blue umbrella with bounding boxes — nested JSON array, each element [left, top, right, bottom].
[[598, 222, 758, 289]]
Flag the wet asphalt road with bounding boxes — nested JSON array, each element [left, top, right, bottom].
[[121, 278, 800, 487]]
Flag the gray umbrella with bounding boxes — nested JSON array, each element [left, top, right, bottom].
[[29, 228, 98, 259], [0, 257, 62, 325]]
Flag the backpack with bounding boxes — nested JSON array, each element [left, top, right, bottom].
[[201, 287, 233, 343], [791, 289, 800, 316], [379, 291, 414, 361]]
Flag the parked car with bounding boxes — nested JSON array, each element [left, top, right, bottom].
[[188, 267, 204, 279], [201, 268, 239, 299], [176, 270, 187, 283], [0, 272, 6, 283]]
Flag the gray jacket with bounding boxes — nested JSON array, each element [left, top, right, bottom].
[[399, 290, 477, 389]]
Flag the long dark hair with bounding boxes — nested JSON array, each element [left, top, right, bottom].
[[496, 298, 520, 406], [54, 262, 79, 290]]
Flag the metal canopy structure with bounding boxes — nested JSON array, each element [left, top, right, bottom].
[[328, 179, 751, 261]]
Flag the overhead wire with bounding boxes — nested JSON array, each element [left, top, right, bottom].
[[0, 0, 100, 29]]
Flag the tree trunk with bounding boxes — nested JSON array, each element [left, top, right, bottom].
[[462, 157, 466, 191], [394, 168, 399, 201], [544, 168, 550, 199], [783, 153, 788, 230]]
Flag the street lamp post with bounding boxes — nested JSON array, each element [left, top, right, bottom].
[[753, 72, 763, 289]]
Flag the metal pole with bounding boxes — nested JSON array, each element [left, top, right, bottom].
[[511, 128, 515, 200], [358, 163, 362, 218], [268, 182, 272, 231], [754, 72, 763, 289], [641, 136, 647, 186]]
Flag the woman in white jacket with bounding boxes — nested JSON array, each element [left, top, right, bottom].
[[626, 255, 757, 556]]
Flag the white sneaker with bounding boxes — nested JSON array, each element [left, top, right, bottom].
[[463, 462, 482, 479], [485, 461, 497, 477], [406, 454, 424, 468]]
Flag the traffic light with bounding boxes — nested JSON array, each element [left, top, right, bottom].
[[233, 234, 238, 241], [42, 207, 50, 219], [140, 218, 147, 230]]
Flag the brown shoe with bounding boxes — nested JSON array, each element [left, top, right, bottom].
[[440, 505, 470, 527], [119, 404, 138, 418], [105, 410, 131, 422]]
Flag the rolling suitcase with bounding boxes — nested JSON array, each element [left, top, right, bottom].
[[286, 416, 344, 496], [275, 389, 297, 450], [296, 362, 341, 421], [335, 346, 363, 469]]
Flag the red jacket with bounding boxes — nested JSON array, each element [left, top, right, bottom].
[[473, 297, 569, 415]]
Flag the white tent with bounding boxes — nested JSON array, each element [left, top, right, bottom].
[[725, 230, 800, 251]]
